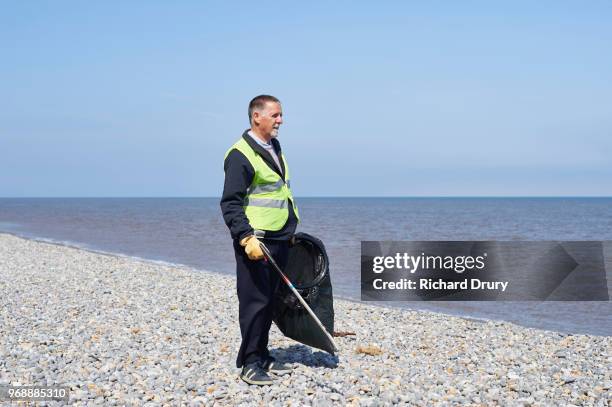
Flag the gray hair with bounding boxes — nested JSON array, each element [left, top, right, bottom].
[[248, 95, 281, 123]]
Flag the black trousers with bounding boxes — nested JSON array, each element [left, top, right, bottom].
[[233, 238, 289, 368]]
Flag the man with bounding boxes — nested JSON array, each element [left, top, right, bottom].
[[220, 95, 299, 385]]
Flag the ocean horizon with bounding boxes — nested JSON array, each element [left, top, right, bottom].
[[1, 197, 610, 336]]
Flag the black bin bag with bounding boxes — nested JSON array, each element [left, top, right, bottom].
[[272, 232, 335, 354]]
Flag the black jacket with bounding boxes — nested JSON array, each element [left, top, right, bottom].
[[220, 129, 298, 241]]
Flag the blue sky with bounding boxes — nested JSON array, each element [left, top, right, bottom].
[[1, 1, 611, 197]]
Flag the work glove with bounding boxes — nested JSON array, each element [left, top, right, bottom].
[[239, 235, 265, 261]]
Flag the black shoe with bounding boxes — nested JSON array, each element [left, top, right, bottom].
[[240, 363, 273, 385], [262, 358, 292, 375]]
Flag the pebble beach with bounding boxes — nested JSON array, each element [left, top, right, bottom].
[[0, 233, 610, 406]]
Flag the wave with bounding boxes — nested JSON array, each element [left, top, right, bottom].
[[0, 229, 221, 276]]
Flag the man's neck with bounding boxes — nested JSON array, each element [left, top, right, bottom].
[[249, 128, 272, 144]]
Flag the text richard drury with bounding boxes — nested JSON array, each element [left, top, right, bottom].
[[369, 252, 509, 293], [361, 241, 609, 302]]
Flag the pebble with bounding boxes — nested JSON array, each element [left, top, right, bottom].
[[0, 233, 609, 406]]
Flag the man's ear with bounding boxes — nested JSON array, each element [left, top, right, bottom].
[[252, 111, 260, 125]]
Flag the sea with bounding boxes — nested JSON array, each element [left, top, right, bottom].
[[1, 197, 610, 336]]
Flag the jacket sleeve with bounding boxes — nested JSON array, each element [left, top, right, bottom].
[[220, 149, 255, 241]]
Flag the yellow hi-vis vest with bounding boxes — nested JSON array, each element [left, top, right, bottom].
[[225, 138, 300, 231]]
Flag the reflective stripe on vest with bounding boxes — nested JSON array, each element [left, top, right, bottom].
[[246, 197, 288, 209], [247, 179, 285, 195], [224, 138, 300, 231]]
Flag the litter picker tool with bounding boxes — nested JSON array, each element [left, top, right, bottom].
[[259, 241, 339, 353]]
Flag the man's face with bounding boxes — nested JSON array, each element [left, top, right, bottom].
[[254, 101, 283, 139]]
